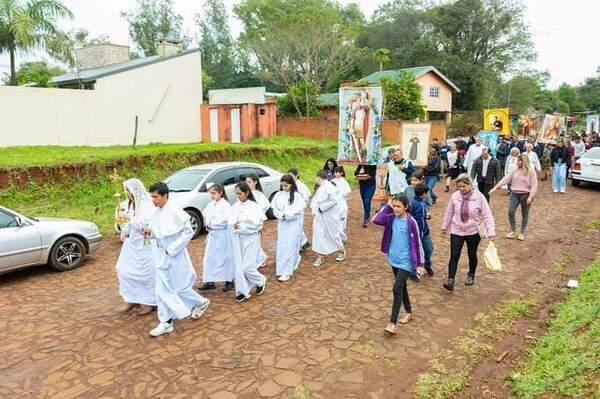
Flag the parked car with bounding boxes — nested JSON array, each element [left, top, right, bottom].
[[572, 147, 600, 186], [0, 205, 102, 275], [164, 162, 283, 239]]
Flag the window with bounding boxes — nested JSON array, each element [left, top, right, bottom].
[[165, 169, 210, 192], [582, 148, 600, 160], [0, 210, 16, 229], [236, 167, 268, 181], [429, 86, 440, 98], [209, 168, 237, 186]]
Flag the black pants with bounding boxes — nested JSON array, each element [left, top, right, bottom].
[[448, 233, 481, 279], [477, 181, 493, 202], [390, 267, 412, 324]]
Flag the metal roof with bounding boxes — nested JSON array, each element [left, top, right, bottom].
[[51, 48, 200, 86], [316, 93, 339, 107], [360, 66, 461, 93]]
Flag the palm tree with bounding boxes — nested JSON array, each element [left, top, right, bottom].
[[0, 0, 74, 86], [373, 48, 391, 75]]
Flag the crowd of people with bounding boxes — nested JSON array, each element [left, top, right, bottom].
[[114, 129, 593, 337]]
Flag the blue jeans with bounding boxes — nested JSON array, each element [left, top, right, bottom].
[[421, 234, 434, 269], [424, 176, 438, 203], [552, 162, 567, 192], [359, 183, 376, 222]]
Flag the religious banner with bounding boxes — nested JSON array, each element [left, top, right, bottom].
[[539, 113, 564, 142], [372, 163, 390, 202], [401, 123, 431, 166], [337, 86, 384, 164], [483, 108, 510, 135], [586, 114, 599, 134], [516, 114, 541, 137], [477, 131, 499, 157]]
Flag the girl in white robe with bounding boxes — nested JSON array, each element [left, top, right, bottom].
[[231, 182, 268, 302], [115, 178, 156, 315], [311, 170, 346, 267], [199, 184, 235, 292], [288, 168, 311, 251], [145, 182, 210, 337], [332, 166, 351, 243], [271, 175, 307, 282], [245, 174, 270, 268]]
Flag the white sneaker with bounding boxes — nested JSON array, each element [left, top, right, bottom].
[[335, 249, 347, 262], [313, 257, 324, 267], [149, 322, 174, 337], [191, 299, 210, 319], [278, 275, 291, 282], [553, 190, 558, 193]]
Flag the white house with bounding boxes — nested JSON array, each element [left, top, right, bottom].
[[0, 41, 202, 147]]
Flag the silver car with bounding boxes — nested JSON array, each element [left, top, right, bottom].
[[0, 205, 102, 275], [164, 162, 283, 238]]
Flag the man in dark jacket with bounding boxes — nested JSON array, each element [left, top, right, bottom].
[[496, 138, 510, 175], [470, 147, 502, 202]]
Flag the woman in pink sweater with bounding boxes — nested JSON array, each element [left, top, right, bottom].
[[441, 174, 495, 291], [489, 154, 537, 241]]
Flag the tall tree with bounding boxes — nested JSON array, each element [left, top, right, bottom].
[[6, 61, 65, 87], [234, 0, 364, 116], [556, 83, 585, 113], [579, 67, 600, 112], [0, 0, 73, 86], [373, 48, 391, 74], [67, 28, 109, 48], [121, 0, 186, 57]]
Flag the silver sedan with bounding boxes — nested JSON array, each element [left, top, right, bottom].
[[0, 205, 102, 275]]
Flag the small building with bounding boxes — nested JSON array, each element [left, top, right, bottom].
[[201, 87, 278, 143]]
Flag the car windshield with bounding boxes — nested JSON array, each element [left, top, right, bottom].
[[164, 169, 210, 192], [583, 149, 600, 160]]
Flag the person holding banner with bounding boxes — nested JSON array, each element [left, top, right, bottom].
[[386, 149, 415, 196]]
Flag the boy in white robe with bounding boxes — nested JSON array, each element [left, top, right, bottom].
[[199, 183, 235, 292], [332, 166, 351, 243], [271, 175, 306, 282], [115, 178, 156, 315], [288, 168, 311, 251], [144, 182, 210, 337], [231, 182, 268, 302], [311, 170, 346, 267]]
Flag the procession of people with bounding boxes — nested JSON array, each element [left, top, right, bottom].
[[114, 128, 596, 337]]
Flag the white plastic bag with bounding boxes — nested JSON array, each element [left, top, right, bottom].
[[483, 241, 502, 271]]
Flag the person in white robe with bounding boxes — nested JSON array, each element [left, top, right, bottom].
[[198, 183, 235, 292], [245, 174, 270, 268], [271, 175, 307, 282], [115, 178, 156, 315], [332, 167, 351, 243], [311, 170, 346, 267], [288, 168, 311, 251], [463, 137, 484, 177], [230, 182, 268, 302], [144, 182, 210, 337]]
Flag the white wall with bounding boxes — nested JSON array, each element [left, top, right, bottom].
[[0, 51, 202, 147], [209, 87, 266, 105]]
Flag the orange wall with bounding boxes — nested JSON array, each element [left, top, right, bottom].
[[415, 72, 453, 113], [200, 103, 277, 143]]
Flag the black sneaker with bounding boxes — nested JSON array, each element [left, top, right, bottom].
[[223, 281, 234, 292], [198, 282, 216, 291], [256, 280, 266, 295], [410, 273, 421, 282], [301, 241, 311, 252], [235, 294, 248, 302], [443, 278, 455, 292], [425, 267, 434, 277], [465, 275, 475, 286]]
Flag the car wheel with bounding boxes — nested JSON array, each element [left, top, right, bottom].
[[266, 192, 278, 220], [49, 236, 86, 271], [572, 178, 581, 187], [186, 209, 204, 240]]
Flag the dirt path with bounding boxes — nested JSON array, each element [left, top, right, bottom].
[[0, 181, 598, 399]]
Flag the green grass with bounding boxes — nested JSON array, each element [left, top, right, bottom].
[[0, 137, 337, 233], [415, 359, 470, 399], [552, 250, 575, 274], [585, 219, 600, 232], [510, 257, 600, 398], [0, 136, 335, 168]]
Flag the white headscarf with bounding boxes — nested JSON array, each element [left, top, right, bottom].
[[123, 178, 154, 221]]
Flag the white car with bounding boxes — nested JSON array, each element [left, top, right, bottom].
[[572, 147, 600, 186], [164, 162, 283, 238]]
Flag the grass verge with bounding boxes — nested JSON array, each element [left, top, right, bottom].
[[510, 256, 600, 398], [0, 137, 337, 233]]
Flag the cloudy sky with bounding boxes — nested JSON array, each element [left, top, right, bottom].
[[1, 0, 599, 88]]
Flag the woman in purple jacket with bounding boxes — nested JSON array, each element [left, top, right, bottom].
[[373, 194, 425, 334]]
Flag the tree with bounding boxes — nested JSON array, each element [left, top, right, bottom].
[[234, 0, 364, 115], [67, 28, 109, 48], [579, 67, 600, 112], [380, 73, 425, 120], [556, 83, 585, 113], [373, 48, 391, 74], [5, 61, 65, 87], [492, 70, 548, 114], [0, 0, 74, 86], [121, 0, 186, 57]]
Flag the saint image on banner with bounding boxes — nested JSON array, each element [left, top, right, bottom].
[[401, 123, 431, 166], [337, 87, 384, 165], [586, 115, 599, 134], [483, 108, 510, 136], [409, 134, 420, 161], [539, 113, 564, 142]]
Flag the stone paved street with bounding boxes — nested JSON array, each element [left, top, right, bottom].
[[0, 182, 598, 398]]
